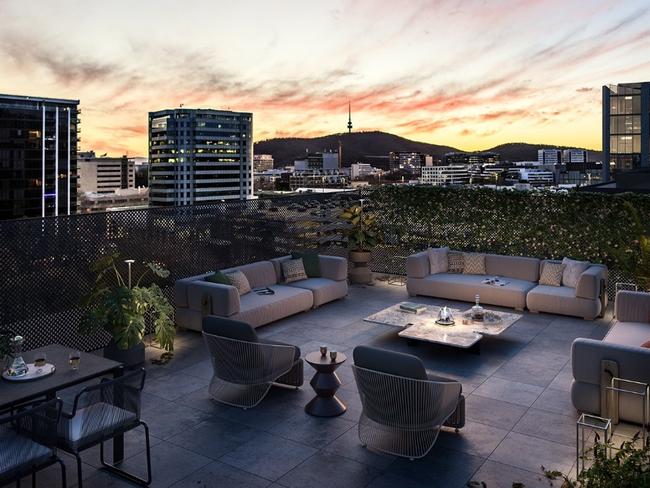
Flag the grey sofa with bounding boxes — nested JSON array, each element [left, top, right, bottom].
[[571, 291, 650, 424], [406, 250, 607, 319], [174, 255, 348, 331]]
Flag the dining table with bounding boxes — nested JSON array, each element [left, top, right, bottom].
[[0, 343, 126, 462]]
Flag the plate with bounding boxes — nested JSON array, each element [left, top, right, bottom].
[[2, 363, 56, 382], [435, 319, 456, 326]]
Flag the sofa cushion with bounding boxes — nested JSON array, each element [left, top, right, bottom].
[[353, 345, 427, 380], [463, 253, 486, 275], [282, 258, 308, 283], [447, 251, 464, 273], [409, 273, 535, 309], [225, 270, 251, 295], [603, 321, 650, 347], [205, 271, 232, 286], [222, 261, 277, 288], [285, 278, 348, 307], [234, 285, 313, 328], [562, 257, 590, 288], [427, 247, 449, 274], [292, 252, 321, 278], [539, 262, 565, 286], [202, 316, 258, 342], [485, 254, 540, 282], [527, 284, 601, 319]]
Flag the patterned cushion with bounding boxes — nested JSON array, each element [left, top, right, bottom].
[[282, 258, 308, 283], [562, 257, 590, 288], [427, 247, 449, 274], [225, 270, 251, 295], [463, 253, 486, 275], [447, 251, 465, 274], [539, 262, 565, 286]]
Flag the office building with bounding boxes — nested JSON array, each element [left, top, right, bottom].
[[350, 163, 374, 179], [79, 187, 149, 213], [537, 149, 562, 165], [78, 151, 134, 194], [289, 170, 349, 189], [420, 165, 470, 186], [294, 152, 339, 172], [0, 94, 79, 219], [253, 154, 274, 172], [444, 152, 500, 166], [389, 152, 426, 173], [506, 167, 555, 186], [562, 149, 587, 164], [148, 108, 253, 205], [603, 82, 650, 180]]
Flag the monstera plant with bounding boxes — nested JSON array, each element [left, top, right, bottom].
[[80, 254, 175, 366]]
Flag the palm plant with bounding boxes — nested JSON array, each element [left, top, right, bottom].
[[80, 254, 175, 352]]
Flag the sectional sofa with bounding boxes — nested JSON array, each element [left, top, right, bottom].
[[406, 249, 607, 320], [174, 254, 348, 331], [572, 290, 650, 424]]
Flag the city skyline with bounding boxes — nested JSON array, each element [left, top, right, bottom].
[[1, 0, 649, 156]]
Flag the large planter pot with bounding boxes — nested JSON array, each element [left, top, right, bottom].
[[348, 250, 373, 284], [104, 340, 145, 368]]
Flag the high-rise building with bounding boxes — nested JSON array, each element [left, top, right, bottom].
[[444, 152, 500, 165], [148, 108, 253, 205], [253, 154, 274, 172], [78, 151, 134, 194], [388, 152, 426, 173], [603, 82, 650, 180], [0, 94, 79, 219], [537, 149, 562, 165], [562, 149, 587, 164]]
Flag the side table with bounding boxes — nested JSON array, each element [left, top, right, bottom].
[[305, 351, 347, 417]]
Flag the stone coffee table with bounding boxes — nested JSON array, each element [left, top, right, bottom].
[[364, 302, 522, 351]]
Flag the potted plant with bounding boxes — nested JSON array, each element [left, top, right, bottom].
[[339, 200, 381, 284], [80, 254, 175, 367]]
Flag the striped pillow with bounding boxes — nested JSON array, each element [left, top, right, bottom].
[[225, 270, 251, 295], [282, 258, 308, 283], [463, 253, 486, 275], [539, 262, 565, 287]]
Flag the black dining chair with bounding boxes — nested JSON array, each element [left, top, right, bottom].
[[56, 368, 151, 487], [0, 398, 66, 488]]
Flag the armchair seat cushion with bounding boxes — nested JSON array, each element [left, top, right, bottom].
[[233, 285, 313, 328], [527, 284, 601, 319], [58, 402, 138, 450], [603, 321, 650, 347], [1, 433, 52, 475], [285, 278, 348, 307]]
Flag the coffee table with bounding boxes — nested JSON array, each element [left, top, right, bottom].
[[364, 303, 522, 351], [304, 351, 347, 417]]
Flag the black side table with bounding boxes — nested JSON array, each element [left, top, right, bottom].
[[304, 351, 347, 417]]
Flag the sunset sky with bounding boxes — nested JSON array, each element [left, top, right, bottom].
[[1, 0, 649, 156]]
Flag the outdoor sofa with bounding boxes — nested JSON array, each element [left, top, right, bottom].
[[174, 254, 348, 330], [571, 290, 650, 424], [406, 248, 607, 320]]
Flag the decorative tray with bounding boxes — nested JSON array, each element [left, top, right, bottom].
[[2, 363, 56, 382], [462, 312, 503, 325], [435, 319, 456, 326]]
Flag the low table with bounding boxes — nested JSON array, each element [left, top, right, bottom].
[[364, 303, 522, 351], [304, 351, 347, 417]]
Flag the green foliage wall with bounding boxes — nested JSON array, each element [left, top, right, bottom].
[[367, 186, 650, 285]]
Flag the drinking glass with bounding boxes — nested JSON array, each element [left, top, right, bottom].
[[68, 351, 81, 370], [34, 352, 47, 369]]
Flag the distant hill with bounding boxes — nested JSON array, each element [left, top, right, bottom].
[[253, 131, 458, 167], [253, 131, 602, 167]]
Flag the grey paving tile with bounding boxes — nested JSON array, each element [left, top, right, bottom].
[[470, 460, 560, 488], [142, 402, 212, 440], [277, 452, 380, 488], [366, 472, 432, 488], [144, 371, 210, 401], [214, 395, 304, 430], [322, 426, 396, 469], [170, 460, 272, 488], [473, 377, 544, 407], [489, 431, 574, 474], [493, 350, 568, 387], [531, 387, 577, 417], [220, 432, 317, 481], [465, 394, 528, 430], [548, 361, 574, 392], [513, 408, 578, 447], [437, 420, 510, 458], [81, 425, 163, 468], [269, 411, 356, 448]]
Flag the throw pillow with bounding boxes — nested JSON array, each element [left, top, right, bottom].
[[292, 251, 321, 278], [204, 271, 232, 285], [539, 262, 565, 286], [641, 340, 650, 349], [463, 253, 486, 275], [225, 270, 251, 295], [562, 257, 590, 288], [427, 247, 449, 274], [282, 258, 308, 283], [447, 251, 465, 274]]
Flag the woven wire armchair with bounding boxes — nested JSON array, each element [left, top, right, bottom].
[[203, 332, 303, 409], [1, 398, 66, 488], [56, 368, 150, 487], [352, 365, 462, 460]]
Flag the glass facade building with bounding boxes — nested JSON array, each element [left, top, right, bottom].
[[602, 82, 650, 180], [148, 108, 253, 205], [0, 94, 79, 219]]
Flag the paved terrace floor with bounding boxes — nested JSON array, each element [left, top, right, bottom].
[[29, 280, 618, 488]]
